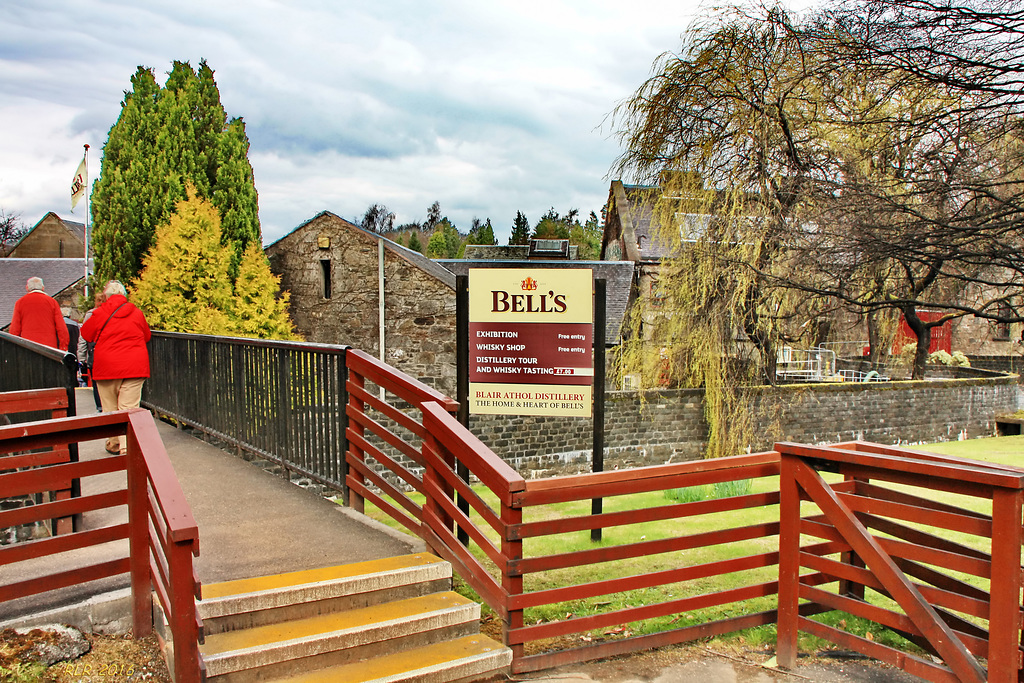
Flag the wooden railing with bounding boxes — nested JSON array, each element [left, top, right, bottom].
[[348, 349, 1024, 682], [777, 441, 1024, 683], [0, 407, 203, 682], [344, 348, 460, 521], [6, 335, 1019, 682], [0, 388, 74, 537]]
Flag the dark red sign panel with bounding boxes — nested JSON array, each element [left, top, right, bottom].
[[469, 321, 593, 384]]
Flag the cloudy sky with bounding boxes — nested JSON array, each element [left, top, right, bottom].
[[5, 0, 741, 245]]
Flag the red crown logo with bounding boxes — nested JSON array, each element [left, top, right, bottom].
[[521, 277, 538, 291]]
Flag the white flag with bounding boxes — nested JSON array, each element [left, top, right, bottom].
[[71, 156, 87, 211]]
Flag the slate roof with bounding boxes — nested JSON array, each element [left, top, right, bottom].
[[607, 182, 726, 264], [0, 258, 88, 329], [437, 259, 636, 344], [61, 217, 86, 245], [618, 184, 677, 261], [266, 211, 457, 290]]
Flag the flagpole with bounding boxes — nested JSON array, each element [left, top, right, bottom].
[[82, 144, 90, 299]]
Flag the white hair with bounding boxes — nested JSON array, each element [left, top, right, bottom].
[[103, 280, 127, 297], [26, 277, 44, 292]]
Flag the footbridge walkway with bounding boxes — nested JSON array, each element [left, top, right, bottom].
[[0, 387, 421, 626]]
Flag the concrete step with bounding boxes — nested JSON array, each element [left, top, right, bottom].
[[200, 591, 481, 682], [268, 633, 512, 683], [200, 553, 452, 635]]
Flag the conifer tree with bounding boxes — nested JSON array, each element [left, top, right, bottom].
[[91, 67, 164, 283], [214, 117, 261, 278], [570, 211, 602, 259], [232, 243, 301, 340], [131, 187, 234, 335], [479, 219, 496, 246], [92, 60, 260, 284], [467, 218, 497, 246], [509, 211, 530, 245], [133, 188, 298, 339], [440, 219, 463, 258], [408, 230, 423, 253]]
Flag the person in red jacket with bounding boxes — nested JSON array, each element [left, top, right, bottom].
[[81, 280, 151, 455], [10, 277, 70, 351]]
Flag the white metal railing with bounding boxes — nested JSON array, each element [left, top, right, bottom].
[[776, 346, 838, 382], [777, 346, 890, 383]]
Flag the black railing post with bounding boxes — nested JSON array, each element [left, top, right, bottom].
[[232, 344, 244, 457], [278, 349, 293, 474], [62, 352, 81, 531], [339, 348, 350, 505]]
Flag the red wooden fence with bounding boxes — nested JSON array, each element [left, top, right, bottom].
[[777, 441, 1024, 683], [0, 406, 203, 682], [5, 352, 1020, 682], [347, 350, 1024, 682]]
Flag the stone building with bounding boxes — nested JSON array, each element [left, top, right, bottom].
[[600, 181, 669, 337], [8, 212, 85, 259], [268, 217, 637, 397], [266, 212, 458, 395], [2, 212, 91, 327], [602, 179, 1023, 368]]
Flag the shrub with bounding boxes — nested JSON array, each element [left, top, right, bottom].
[[950, 351, 971, 367], [926, 350, 971, 367]]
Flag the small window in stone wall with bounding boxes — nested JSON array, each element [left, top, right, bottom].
[[994, 301, 1011, 341], [320, 259, 332, 299], [650, 279, 666, 308]]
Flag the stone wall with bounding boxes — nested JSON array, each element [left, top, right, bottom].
[[969, 355, 1024, 384], [382, 262, 457, 395], [952, 314, 1023, 358], [470, 374, 1021, 478]]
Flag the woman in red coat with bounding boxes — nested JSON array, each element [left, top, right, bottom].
[[81, 280, 151, 454]]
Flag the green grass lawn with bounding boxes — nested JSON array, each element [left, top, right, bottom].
[[352, 434, 1024, 653]]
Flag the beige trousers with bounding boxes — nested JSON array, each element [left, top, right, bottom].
[[96, 378, 146, 454]]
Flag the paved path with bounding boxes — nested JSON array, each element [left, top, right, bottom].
[[0, 388, 420, 624]]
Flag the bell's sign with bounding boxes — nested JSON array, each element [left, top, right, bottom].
[[469, 268, 593, 417]]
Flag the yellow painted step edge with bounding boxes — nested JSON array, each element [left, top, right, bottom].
[[269, 634, 510, 683], [202, 553, 445, 600], [200, 591, 475, 657]]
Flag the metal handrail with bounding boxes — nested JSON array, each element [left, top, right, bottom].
[[144, 331, 351, 495]]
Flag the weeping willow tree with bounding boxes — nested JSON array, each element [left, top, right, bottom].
[[611, 2, 1024, 457], [610, 7, 827, 457]]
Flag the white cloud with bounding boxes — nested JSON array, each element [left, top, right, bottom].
[[1, 0, 732, 243]]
